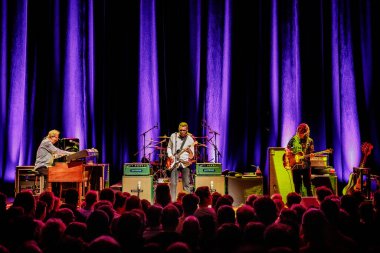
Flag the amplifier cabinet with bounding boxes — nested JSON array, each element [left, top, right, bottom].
[[122, 175, 153, 203], [194, 175, 226, 194], [124, 163, 151, 176], [196, 163, 222, 175]]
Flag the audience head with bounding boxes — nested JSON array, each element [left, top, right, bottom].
[[146, 204, 163, 227], [125, 195, 142, 211], [99, 188, 116, 205], [38, 191, 54, 213], [245, 194, 258, 207], [217, 204, 236, 226], [13, 190, 35, 217], [214, 195, 233, 213], [315, 186, 333, 203], [236, 204, 256, 230], [64, 221, 87, 240], [155, 183, 172, 208], [85, 190, 98, 208], [286, 192, 301, 208], [161, 204, 180, 231], [87, 235, 122, 253], [211, 192, 222, 209], [54, 207, 75, 226], [195, 186, 212, 207], [253, 196, 278, 226], [176, 192, 187, 204], [182, 193, 199, 216]]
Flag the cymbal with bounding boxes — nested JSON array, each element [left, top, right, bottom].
[[158, 135, 170, 139], [192, 136, 208, 139], [197, 143, 207, 148]]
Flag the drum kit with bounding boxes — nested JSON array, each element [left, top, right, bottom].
[[135, 121, 221, 182], [141, 134, 209, 180]]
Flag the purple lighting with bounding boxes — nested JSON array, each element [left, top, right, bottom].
[[189, 0, 201, 108], [205, 0, 231, 169], [270, 0, 279, 146], [281, 0, 301, 147], [6, 0, 28, 182], [138, 0, 160, 162], [331, 0, 360, 181], [63, 0, 86, 148]]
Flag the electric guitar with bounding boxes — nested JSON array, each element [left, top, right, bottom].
[[167, 141, 198, 171], [342, 142, 373, 194], [282, 148, 333, 170]]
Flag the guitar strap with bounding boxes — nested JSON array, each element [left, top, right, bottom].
[[178, 135, 188, 153]]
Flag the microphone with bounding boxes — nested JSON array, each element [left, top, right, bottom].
[[155, 123, 159, 129]]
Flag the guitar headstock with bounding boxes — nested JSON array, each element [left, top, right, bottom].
[[361, 142, 373, 157], [326, 148, 334, 154]]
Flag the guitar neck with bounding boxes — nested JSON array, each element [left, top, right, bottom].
[[303, 150, 329, 158]]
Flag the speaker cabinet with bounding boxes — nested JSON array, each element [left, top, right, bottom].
[[227, 176, 263, 206], [194, 175, 226, 194], [122, 176, 153, 203], [268, 147, 294, 197]]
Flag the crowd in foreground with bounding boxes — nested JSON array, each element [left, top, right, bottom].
[[0, 184, 380, 253]]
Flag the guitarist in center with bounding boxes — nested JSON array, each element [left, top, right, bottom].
[[286, 123, 314, 196], [167, 122, 195, 201]]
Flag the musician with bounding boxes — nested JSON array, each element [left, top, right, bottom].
[[167, 122, 195, 201], [34, 129, 74, 188], [286, 123, 314, 196]]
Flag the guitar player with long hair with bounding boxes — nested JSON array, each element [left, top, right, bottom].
[[286, 123, 315, 196], [167, 122, 195, 201]]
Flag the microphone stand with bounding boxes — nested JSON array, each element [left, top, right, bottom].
[[203, 120, 222, 163], [140, 125, 157, 162]]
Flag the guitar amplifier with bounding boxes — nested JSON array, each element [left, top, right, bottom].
[[124, 163, 151, 176], [310, 155, 328, 167], [196, 163, 222, 175]]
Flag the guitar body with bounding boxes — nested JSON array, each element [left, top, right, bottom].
[[167, 141, 197, 171], [282, 152, 304, 170], [282, 148, 333, 170], [342, 142, 373, 195]]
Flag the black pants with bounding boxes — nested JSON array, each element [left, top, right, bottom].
[[292, 167, 313, 196]]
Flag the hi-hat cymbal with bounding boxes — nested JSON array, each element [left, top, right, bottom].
[[158, 135, 170, 138]]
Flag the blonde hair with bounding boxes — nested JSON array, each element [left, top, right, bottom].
[[47, 129, 60, 138], [178, 122, 188, 131]]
